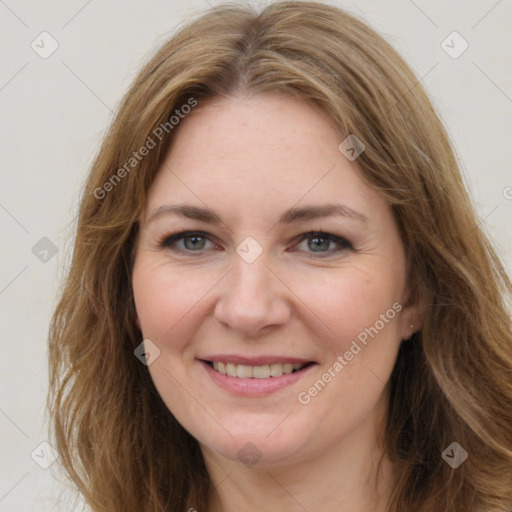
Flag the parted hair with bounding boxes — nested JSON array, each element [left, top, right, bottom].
[[48, 2, 512, 511]]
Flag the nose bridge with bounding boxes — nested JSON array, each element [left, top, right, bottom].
[[214, 251, 290, 335], [230, 255, 272, 301]]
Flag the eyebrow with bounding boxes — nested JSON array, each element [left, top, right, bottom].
[[146, 202, 368, 225]]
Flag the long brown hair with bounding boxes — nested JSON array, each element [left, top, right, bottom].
[[47, 2, 512, 511]]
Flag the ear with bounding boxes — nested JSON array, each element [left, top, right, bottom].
[[135, 316, 142, 331], [399, 282, 429, 340]]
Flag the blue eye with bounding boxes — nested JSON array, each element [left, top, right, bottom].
[[160, 231, 214, 253], [158, 230, 352, 257], [293, 232, 352, 257]]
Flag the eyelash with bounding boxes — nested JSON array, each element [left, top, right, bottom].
[[157, 230, 353, 258]]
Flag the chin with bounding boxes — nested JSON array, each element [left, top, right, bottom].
[[195, 413, 316, 468], [204, 436, 304, 468]]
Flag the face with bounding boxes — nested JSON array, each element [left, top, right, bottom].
[[132, 93, 420, 468]]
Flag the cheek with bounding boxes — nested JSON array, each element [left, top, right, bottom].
[[132, 261, 197, 343], [132, 262, 202, 413], [285, 264, 403, 351]]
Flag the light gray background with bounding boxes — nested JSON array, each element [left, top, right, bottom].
[[1, 0, 511, 510]]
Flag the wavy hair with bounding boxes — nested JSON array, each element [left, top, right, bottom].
[[48, 1, 512, 511]]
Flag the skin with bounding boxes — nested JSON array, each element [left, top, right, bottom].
[[132, 93, 425, 512]]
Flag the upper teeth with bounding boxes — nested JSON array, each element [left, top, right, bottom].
[[212, 362, 305, 378]]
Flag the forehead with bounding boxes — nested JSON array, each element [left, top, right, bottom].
[[163, 94, 341, 171], [145, 93, 387, 225]]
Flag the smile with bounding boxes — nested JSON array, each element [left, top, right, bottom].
[[199, 358, 317, 396], [207, 361, 309, 378]]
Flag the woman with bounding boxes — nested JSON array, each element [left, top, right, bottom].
[[48, 2, 512, 511]]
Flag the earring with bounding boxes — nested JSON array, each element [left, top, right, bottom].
[[410, 323, 414, 335]]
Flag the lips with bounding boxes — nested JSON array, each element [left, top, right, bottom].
[[200, 355, 314, 366], [200, 356, 317, 396]]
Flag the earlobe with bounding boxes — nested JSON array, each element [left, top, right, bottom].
[[399, 313, 415, 340], [400, 283, 429, 340], [135, 317, 141, 330], [400, 312, 420, 340]]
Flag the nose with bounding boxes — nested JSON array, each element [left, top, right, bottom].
[[213, 255, 291, 338]]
